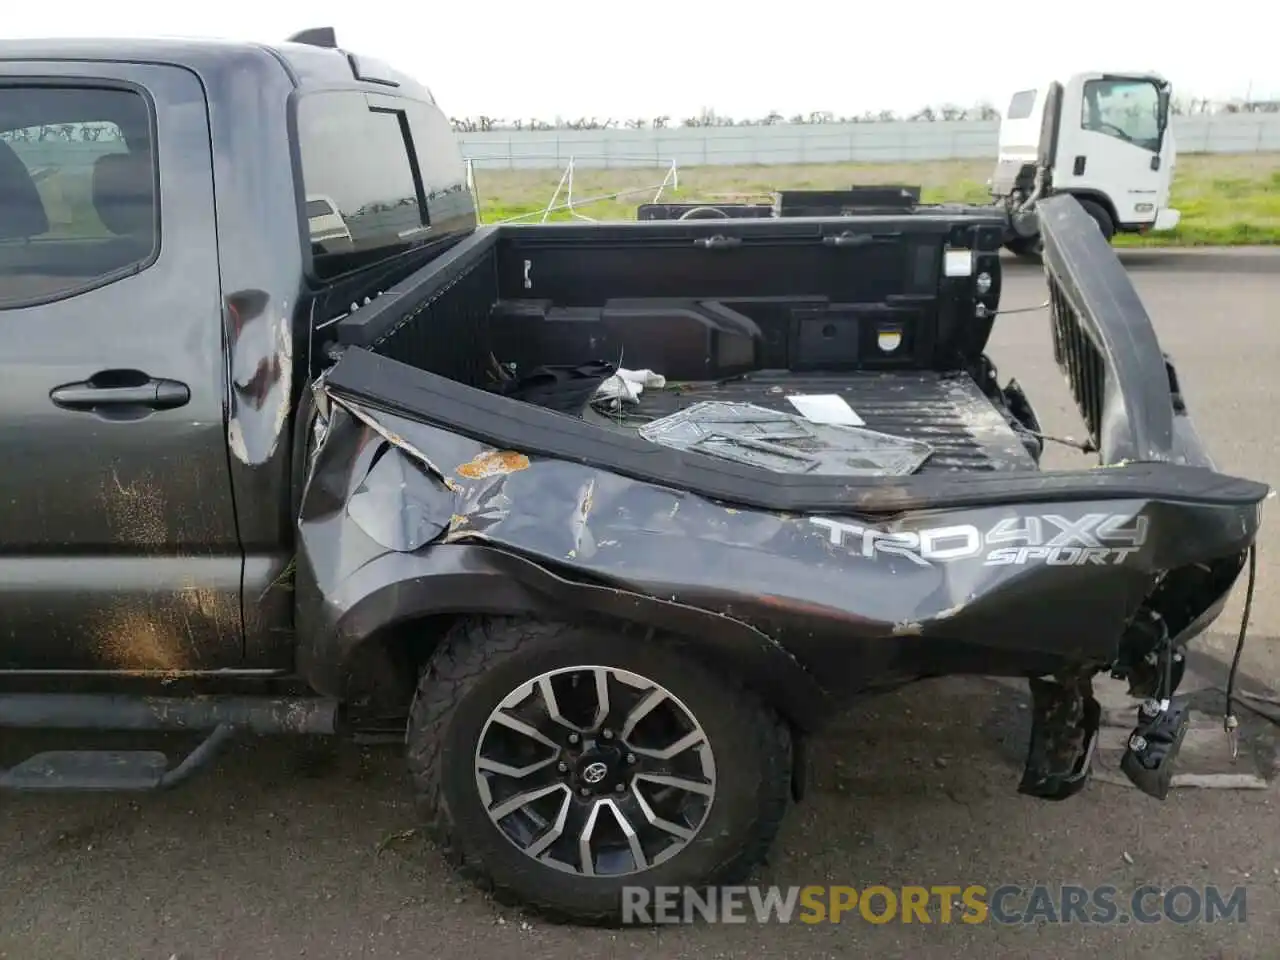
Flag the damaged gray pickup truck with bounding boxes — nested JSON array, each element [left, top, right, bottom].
[[0, 29, 1269, 924]]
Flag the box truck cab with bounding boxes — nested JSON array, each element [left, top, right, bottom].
[[991, 71, 1179, 258], [304, 193, 354, 252]]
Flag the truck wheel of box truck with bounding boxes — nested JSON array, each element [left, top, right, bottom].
[[405, 616, 793, 924], [1006, 195, 1116, 261], [1075, 197, 1116, 242]]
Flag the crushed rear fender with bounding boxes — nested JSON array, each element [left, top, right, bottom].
[[294, 392, 1266, 717], [292, 393, 838, 730], [293, 195, 1269, 750]]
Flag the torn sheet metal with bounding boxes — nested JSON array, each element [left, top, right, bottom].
[[346, 447, 451, 552], [297, 386, 1264, 711]]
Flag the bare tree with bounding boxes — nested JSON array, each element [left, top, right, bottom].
[[446, 92, 1260, 131]]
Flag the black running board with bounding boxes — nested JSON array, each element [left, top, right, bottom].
[[0, 694, 339, 792], [0, 724, 235, 791]]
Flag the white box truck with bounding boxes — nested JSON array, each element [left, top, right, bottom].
[[991, 72, 1181, 258]]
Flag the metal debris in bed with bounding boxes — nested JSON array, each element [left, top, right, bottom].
[[638, 401, 934, 476]]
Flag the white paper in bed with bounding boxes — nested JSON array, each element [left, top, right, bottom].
[[785, 393, 865, 426]]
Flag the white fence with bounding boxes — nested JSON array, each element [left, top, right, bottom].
[[460, 114, 1280, 169], [12, 113, 1277, 175]]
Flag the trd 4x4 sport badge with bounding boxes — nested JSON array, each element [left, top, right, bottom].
[[810, 513, 1149, 568]]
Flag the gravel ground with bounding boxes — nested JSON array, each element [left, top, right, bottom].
[[2, 248, 1277, 960]]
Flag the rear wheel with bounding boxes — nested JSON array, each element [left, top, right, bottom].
[[407, 617, 793, 924]]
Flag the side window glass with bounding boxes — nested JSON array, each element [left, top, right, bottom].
[[0, 85, 157, 309], [1081, 80, 1162, 152], [296, 92, 430, 280], [405, 101, 475, 228]]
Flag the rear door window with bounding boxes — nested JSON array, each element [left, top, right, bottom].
[[295, 91, 430, 280], [0, 84, 157, 309], [404, 100, 473, 224]]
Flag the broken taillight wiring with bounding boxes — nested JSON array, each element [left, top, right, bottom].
[[987, 299, 1051, 317], [1223, 543, 1258, 759]]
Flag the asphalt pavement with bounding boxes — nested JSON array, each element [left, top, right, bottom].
[[2, 247, 1278, 960]]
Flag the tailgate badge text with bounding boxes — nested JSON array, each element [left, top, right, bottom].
[[811, 514, 1149, 567]]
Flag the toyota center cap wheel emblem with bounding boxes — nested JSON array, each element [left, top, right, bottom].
[[582, 761, 608, 784]]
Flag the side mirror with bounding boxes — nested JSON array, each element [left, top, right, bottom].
[[1156, 87, 1171, 135]]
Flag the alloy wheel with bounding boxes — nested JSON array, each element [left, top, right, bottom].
[[473, 665, 716, 877]]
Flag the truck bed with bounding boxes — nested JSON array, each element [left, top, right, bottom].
[[588, 370, 1038, 475], [324, 204, 1266, 512], [329, 212, 1036, 481]]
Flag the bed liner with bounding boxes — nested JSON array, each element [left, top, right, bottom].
[[589, 370, 1040, 475]]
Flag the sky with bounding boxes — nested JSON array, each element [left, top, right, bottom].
[[7, 1, 1276, 122]]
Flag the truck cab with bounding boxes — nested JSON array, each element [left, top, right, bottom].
[[992, 71, 1179, 257], [0, 32, 474, 676]]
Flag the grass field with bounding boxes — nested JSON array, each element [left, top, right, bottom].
[[473, 152, 1280, 246]]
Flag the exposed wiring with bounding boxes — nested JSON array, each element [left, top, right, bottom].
[[1223, 544, 1258, 757], [989, 299, 1051, 317], [588, 400, 659, 425], [1027, 429, 1097, 454]]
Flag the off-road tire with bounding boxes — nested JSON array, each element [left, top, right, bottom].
[[406, 616, 793, 925]]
